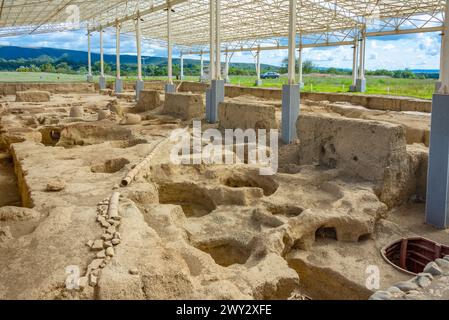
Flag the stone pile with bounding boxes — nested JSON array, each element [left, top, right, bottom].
[[370, 256, 449, 300], [79, 193, 122, 289]]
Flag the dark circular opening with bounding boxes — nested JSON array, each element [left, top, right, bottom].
[[381, 237, 449, 275]]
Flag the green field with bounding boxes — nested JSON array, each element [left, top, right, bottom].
[[0, 72, 436, 100]]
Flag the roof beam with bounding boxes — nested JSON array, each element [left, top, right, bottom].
[[185, 40, 355, 55], [89, 0, 188, 32], [29, 0, 77, 34]]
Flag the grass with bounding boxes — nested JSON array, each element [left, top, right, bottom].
[[0, 72, 436, 100]]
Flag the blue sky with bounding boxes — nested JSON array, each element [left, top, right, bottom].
[[0, 30, 442, 70]]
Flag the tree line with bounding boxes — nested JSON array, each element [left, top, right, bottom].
[[4, 54, 439, 80]]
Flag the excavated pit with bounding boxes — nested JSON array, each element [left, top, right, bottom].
[[157, 182, 218, 218], [0, 158, 21, 207], [221, 173, 279, 196], [91, 158, 130, 174], [0, 83, 447, 301], [195, 241, 252, 267]]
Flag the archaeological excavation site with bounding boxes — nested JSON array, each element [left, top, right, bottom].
[[1, 0, 449, 303]]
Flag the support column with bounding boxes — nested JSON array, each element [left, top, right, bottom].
[[200, 52, 205, 82], [215, 0, 221, 80], [87, 31, 93, 82], [255, 48, 262, 86], [206, 0, 224, 124], [180, 52, 184, 80], [356, 26, 367, 93], [135, 14, 144, 100], [224, 49, 230, 83], [298, 44, 304, 88], [350, 36, 359, 92], [114, 22, 122, 93], [436, 34, 445, 93], [281, 0, 300, 144], [165, 4, 176, 93], [426, 0, 449, 229], [99, 28, 106, 90]]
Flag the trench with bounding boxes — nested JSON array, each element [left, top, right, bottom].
[[0, 157, 21, 207]]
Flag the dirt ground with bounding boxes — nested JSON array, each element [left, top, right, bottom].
[[0, 86, 447, 300]]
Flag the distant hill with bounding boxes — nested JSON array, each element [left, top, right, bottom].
[[0, 45, 278, 70]]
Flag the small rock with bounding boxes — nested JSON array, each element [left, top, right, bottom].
[[417, 276, 432, 288], [89, 273, 98, 287], [387, 286, 403, 294], [96, 250, 106, 259], [86, 240, 94, 248], [444, 255, 449, 262], [108, 100, 123, 116], [91, 240, 104, 251], [417, 273, 434, 280], [100, 220, 111, 228], [97, 109, 111, 121], [369, 291, 392, 300], [70, 105, 84, 118], [106, 226, 116, 234], [112, 184, 120, 190], [78, 276, 88, 289], [112, 238, 121, 246], [104, 241, 113, 248], [102, 233, 113, 241], [129, 268, 139, 275], [394, 281, 419, 292], [424, 262, 443, 276], [45, 179, 65, 192], [120, 113, 141, 125], [87, 259, 104, 272], [435, 258, 449, 269], [100, 262, 107, 268], [106, 247, 115, 257], [0, 226, 13, 242], [114, 232, 121, 240], [96, 216, 105, 223]]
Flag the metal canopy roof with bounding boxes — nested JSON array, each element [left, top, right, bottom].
[[0, 0, 446, 51]]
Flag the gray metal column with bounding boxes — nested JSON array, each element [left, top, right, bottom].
[[426, 0, 449, 229], [281, 0, 300, 144], [207, 79, 225, 123]]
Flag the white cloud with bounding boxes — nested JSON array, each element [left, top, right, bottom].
[[0, 30, 442, 70]]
